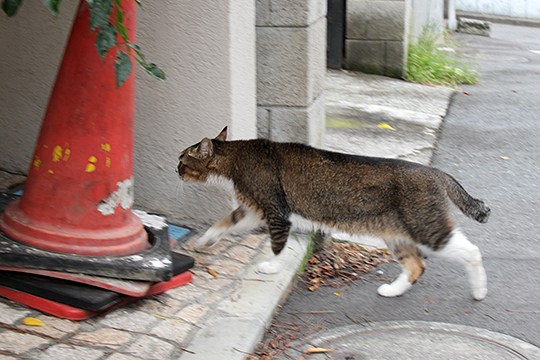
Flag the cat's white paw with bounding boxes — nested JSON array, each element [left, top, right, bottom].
[[377, 284, 402, 297], [257, 260, 282, 274], [377, 281, 412, 297], [192, 229, 223, 249], [472, 286, 487, 301]]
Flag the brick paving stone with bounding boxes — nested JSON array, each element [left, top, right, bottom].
[[209, 258, 245, 277], [149, 318, 192, 343], [72, 328, 132, 348], [199, 277, 234, 292], [200, 241, 236, 255], [0, 331, 49, 355], [98, 309, 158, 333], [165, 283, 205, 303], [224, 244, 260, 264], [121, 335, 174, 360], [0, 355, 17, 360], [242, 233, 268, 249], [0, 302, 30, 323], [200, 286, 230, 305], [104, 353, 141, 360], [182, 238, 234, 255], [23, 315, 80, 339], [37, 343, 104, 360], [137, 295, 184, 318], [175, 304, 209, 325], [189, 269, 214, 286]]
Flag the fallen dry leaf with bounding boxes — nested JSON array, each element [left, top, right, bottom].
[[22, 317, 45, 327], [377, 123, 396, 130], [500, 156, 510, 160], [306, 347, 334, 354], [207, 267, 219, 278], [303, 240, 393, 291]]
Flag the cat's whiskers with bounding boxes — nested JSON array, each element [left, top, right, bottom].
[[175, 179, 185, 198]]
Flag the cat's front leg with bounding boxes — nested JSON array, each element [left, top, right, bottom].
[[193, 206, 263, 249], [257, 217, 291, 274]]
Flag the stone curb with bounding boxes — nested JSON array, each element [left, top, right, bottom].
[[179, 236, 308, 359]]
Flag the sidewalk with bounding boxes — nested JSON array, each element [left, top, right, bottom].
[[0, 70, 453, 359]]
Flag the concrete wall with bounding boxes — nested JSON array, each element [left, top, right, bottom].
[[345, 0, 411, 78], [0, 1, 257, 229], [256, 0, 327, 146], [344, 0, 445, 78], [456, 0, 540, 19], [410, 0, 445, 40]]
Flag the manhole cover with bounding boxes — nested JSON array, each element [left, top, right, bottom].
[[282, 321, 540, 360]]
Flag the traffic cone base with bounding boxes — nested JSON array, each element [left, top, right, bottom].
[[0, 226, 173, 282], [1, 200, 149, 256]]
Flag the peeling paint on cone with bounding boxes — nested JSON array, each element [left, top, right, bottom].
[[98, 178, 135, 215]]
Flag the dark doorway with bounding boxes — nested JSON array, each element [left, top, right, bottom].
[[327, 0, 346, 69]]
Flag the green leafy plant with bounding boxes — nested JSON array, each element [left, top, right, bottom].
[[406, 25, 477, 87], [296, 232, 316, 276], [2, 0, 165, 87]]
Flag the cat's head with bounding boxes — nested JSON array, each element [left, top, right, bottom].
[[177, 127, 228, 182]]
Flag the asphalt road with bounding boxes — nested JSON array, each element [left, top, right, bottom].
[[261, 23, 540, 352]]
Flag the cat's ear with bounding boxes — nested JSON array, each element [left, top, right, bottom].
[[195, 138, 213, 159], [215, 127, 228, 141]]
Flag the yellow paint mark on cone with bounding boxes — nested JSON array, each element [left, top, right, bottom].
[[85, 156, 98, 173], [52, 145, 63, 162], [48, 169, 54, 174], [33, 156, 42, 169], [101, 143, 111, 152], [106, 156, 111, 168], [63, 148, 71, 161]]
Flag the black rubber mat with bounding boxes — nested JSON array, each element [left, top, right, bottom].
[[0, 252, 194, 311]]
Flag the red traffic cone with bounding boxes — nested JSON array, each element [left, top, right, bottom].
[[0, 0, 149, 256]]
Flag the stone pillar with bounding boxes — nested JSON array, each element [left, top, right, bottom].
[[256, 0, 327, 146], [345, 0, 411, 78], [446, 0, 457, 31]]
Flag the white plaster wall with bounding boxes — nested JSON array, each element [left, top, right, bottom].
[[456, 0, 540, 19], [409, 0, 445, 41], [0, 1, 257, 229], [0, 2, 78, 173], [135, 1, 256, 229]]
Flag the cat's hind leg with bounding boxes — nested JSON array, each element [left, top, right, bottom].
[[257, 217, 291, 274], [435, 229, 487, 300], [378, 242, 425, 297], [193, 206, 264, 249]]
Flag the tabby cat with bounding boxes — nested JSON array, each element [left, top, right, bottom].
[[177, 127, 490, 300]]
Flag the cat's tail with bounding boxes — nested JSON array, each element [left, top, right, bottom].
[[441, 172, 491, 223]]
